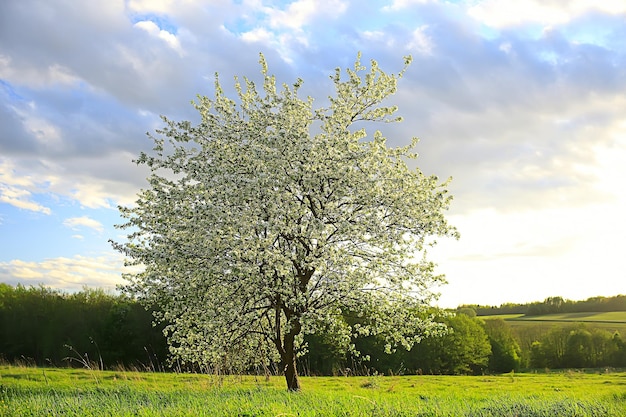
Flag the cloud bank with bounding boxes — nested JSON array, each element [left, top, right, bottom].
[[1, 0, 625, 305]]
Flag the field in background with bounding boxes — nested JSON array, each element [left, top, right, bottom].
[[1, 365, 626, 416], [481, 311, 626, 333], [482, 311, 626, 323]]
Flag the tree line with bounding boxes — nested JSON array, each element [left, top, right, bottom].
[[1, 283, 625, 374], [460, 295, 626, 316], [528, 324, 626, 369], [0, 284, 167, 370]]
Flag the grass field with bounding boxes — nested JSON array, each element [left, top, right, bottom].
[[480, 312, 626, 351], [481, 311, 626, 322], [2, 366, 626, 416], [481, 311, 626, 332]]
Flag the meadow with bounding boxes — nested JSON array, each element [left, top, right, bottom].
[[482, 311, 626, 326], [481, 311, 626, 350], [1, 365, 626, 416]]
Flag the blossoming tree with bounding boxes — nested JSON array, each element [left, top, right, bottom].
[[113, 54, 458, 391]]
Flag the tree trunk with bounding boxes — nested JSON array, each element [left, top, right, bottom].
[[275, 297, 303, 391], [284, 349, 301, 392], [282, 322, 301, 391]]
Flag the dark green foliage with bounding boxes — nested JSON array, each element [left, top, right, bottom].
[[612, 332, 626, 367], [431, 314, 492, 375], [402, 314, 492, 375], [529, 341, 548, 369], [457, 307, 477, 318], [482, 319, 521, 373], [528, 324, 624, 369], [462, 294, 626, 317], [301, 330, 349, 376], [2, 283, 626, 375], [0, 284, 167, 369], [301, 312, 493, 376]]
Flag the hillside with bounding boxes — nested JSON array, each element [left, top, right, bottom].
[[482, 311, 626, 324], [460, 294, 626, 317], [480, 311, 626, 335]]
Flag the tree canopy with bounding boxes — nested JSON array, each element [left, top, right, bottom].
[[113, 53, 458, 390]]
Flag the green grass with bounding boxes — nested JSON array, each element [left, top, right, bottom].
[[480, 312, 626, 348], [481, 312, 626, 334], [2, 366, 626, 416], [480, 314, 526, 320], [481, 311, 626, 323], [517, 312, 626, 322]]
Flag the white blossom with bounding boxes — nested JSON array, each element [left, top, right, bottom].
[[112, 53, 458, 390]]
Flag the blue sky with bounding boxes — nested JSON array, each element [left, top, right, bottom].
[[1, 0, 625, 307]]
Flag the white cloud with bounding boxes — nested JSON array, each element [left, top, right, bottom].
[[63, 216, 104, 233], [72, 190, 113, 209], [266, 0, 348, 31], [21, 111, 63, 146], [126, 0, 179, 14], [383, 0, 433, 11], [468, 0, 626, 28], [1, 0, 626, 307], [0, 184, 51, 214], [239, 0, 348, 62], [0, 55, 83, 88], [241, 27, 274, 44], [3, 98, 63, 149], [0, 154, 142, 215], [134, 20, 183, 54], [0, 254, 129, 291], [361, 30, 385, 41], [0, 159, 52, 214], [44, 169, 138, 210], [0, 159, 36, 188], [408, 25, 434, 55]]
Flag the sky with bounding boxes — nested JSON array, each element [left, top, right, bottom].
[[1, 0, 625, 309]]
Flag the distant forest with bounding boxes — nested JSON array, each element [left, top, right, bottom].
[[459, 295, 626, 316], [0, 284, 168, 371], [1, 283, 625, 375]]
